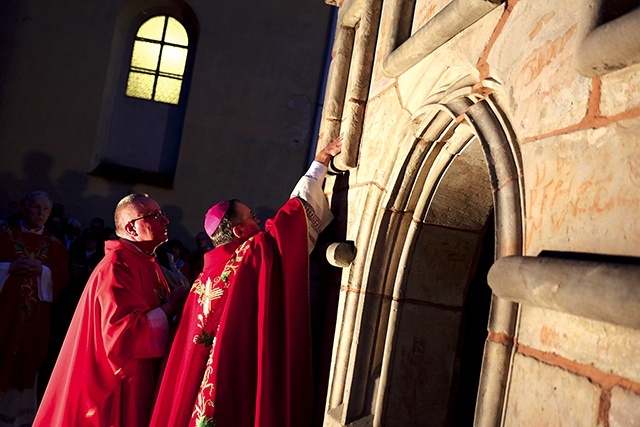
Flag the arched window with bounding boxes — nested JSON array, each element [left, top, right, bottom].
[[91, 3, 199, 188], [127, 16, 189, 104]]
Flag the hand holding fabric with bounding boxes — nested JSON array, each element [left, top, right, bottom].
[[9, 256, 43, 275], [161, 284, 190, 318]]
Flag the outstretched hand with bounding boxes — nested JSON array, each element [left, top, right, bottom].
[[315, 135, 343, 166]]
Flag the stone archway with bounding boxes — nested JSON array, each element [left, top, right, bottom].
[[324, 91, 523, 426]]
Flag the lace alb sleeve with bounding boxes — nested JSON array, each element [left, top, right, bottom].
[[290, 161, 334, 253]]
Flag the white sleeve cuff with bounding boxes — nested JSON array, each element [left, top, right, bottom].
[[144, 307, 170, 358], [290, 161, 328, 200], [38, 265, 53, 302], [305, 161, 328, 182], [290, 161, 334, 253]]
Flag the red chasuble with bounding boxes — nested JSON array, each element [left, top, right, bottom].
[[150, 197, 313, 427], [34, 240, 171, 427], [0, 226, 69, 391]]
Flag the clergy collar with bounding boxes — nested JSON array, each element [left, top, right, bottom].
[[120, 238, 156, 257], [19, 220, 45, 235]]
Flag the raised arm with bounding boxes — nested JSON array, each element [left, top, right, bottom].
[[290, 135, 343, 253]]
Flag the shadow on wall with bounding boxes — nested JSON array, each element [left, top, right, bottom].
[[0, 0, 24, 106], [309, 170, 349, 427], [0, 150, 191, 248]]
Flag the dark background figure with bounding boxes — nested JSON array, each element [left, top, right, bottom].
[[188, 231, 213, 281], [157, 238, 191, 284], [102, 227, 118, 241], [63, 219, 82, 250], [0, 191, 69, 426], [44, 203, 67, 242], [89, 216, 107, 242]]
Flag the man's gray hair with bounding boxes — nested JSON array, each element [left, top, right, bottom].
[[20, 191, 52, 207]]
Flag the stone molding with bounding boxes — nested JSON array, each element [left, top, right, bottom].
[[382, 0, 504, 78], [488, 255, 640, 329], [322, 93, 524, 426], [574, 6, 640, 77]]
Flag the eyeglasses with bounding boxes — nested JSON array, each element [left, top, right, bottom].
[[129, 211, 166, 224], [245, 211, 260, 224], [234, 211, 259, 227]]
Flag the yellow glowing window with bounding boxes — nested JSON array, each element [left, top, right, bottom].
[[126, 16, 189, 105]]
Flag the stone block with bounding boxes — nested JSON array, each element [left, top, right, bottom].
[[405, 224, 481, 306], [341, 183, 370, 240], [486, 0, 591, 138], [600, 62, 640, 117], [520, 117, 640, 257], [518, 306, 640, 384], [396, 50, 478, 114], [384, 302, 461, 426], [357, 88, 412, 185], [609, 387, 640, 427], [504, 352, 600, 425], [444, 5, 504, 67]]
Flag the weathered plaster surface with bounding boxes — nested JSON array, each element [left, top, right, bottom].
[[487, 0, 591, 138], [504, 352, 601, 426], [357, 87, 412, 184], [521, 117, 640, 257], [518, 306, 640, 384], [384, 303, 460, 426], [600, 62, 640, 117], [412, 0, 450, 34], [609, 387, 640, 427]]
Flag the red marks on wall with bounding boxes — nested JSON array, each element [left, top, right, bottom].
[[520, 25, 577, 87], [539, 325, 566, 347], [517, 343, 640, 398], [528, 12, 555, 40], [477, 1, 517, 80]]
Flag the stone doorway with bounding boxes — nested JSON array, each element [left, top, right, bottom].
[[323, 92, 524, 426]]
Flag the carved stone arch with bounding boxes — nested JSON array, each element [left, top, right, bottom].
[[324, 89, 523, 426]]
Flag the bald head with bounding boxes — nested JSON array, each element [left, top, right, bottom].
[[114, 193, 151, 237], [113, 193, 169, 254]]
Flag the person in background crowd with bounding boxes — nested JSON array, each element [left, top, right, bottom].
[[188, 231, 214, 281], [156, 238, 191, 290], [44, 203, 66, 242], [34, 193, 189, 427], [0, 191, 69, 426], [63, 218, 82, 250], [89, 216, 106, 242], [102, 226, 118, 241]]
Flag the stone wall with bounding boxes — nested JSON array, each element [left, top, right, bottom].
[[320, 0, 640, 425]]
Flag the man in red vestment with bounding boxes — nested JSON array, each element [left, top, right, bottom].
[[34, 193, 189, 427], [0, 191, 69, 426], [150, 137, 342, 427]]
